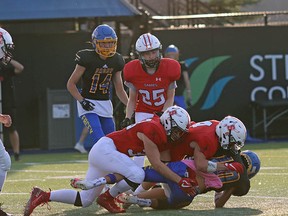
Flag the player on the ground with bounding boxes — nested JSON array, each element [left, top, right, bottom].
[[70, 117, 247, 210], [121, 33, 181, 167], [70, 150, 259, 210], [67, 24, 128, 152], [0, 27, 16, 216], [130, 115, 246, 195], [213, 150, 261, 207], [23, 106, 192, 215], [113, 150, 260, 209]]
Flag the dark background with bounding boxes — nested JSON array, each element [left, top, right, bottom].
[[7, 25, 288, 149]]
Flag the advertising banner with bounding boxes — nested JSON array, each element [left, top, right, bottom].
[[154, 26, 288, 138]]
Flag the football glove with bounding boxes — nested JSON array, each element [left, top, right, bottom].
[[178, 178, 198, 197], [120, 118, 132, 129], [224, 162, 244, 174], [80, 99, 95, 111]]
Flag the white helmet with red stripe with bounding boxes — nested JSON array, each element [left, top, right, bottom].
[[216, 115, 247, 152], [135, 33, 162, 68], [0, 27, 14, 66]]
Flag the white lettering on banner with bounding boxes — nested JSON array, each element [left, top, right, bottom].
[[249, 54, 288, 101], [250, 55, 264, 81], [250, 86, 288, 101]]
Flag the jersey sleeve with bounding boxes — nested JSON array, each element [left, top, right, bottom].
[[141, 121, 167, 147], [123, 60, 136, 83], [180, 61, 188, 72], [75, 50, 87, 67], [1, 63, 16, 77], [114, 53, 125, 72], [168, 59, 181, 81]]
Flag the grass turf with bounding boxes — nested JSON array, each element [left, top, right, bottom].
[[1, 142, 288, 215]]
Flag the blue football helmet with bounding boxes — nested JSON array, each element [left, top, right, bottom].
[[91, 24, 117, 58], [241, 150, 261, 179], [164, 44, 179, 60], [165, 44, 179, 54]]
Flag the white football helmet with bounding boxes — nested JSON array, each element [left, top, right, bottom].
[[216, 116, 247, 151], [0, 27, 14, 65], [135, 33, 162, 68], [160, 106, 191, 142]]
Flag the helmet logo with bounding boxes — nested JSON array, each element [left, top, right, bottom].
[[143, 34, 152, 49], [169, 110, 177, 116], [227, 124, 235, 130]]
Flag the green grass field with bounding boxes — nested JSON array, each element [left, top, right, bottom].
[[2, 142, 288, 216]]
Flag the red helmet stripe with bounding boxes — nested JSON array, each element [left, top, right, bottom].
[[143, 34, 152, 49]]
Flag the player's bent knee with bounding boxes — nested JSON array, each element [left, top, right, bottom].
[[128, 166, 145, 183], [125, 166, 145, 191], [0, 151, 11, 171]]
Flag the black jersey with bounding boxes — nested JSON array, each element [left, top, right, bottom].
[[75, 49, 125, 100], [175, 61, 188, 96], [213, 149, 250, 196], [0, 63, 17, 108]]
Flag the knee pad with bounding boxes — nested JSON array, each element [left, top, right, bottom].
[[74, 192, 83, 207], [127, 166, 145, 183], [124, 178, 140, 191], [0, 151, 11, 171]]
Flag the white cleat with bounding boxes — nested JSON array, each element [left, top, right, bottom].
[[70, 178, 106, 190], [116, 193, 138, 204], [74, 143, 87, 153]]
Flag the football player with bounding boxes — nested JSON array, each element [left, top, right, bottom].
[[0, 27, 19, 215], [131, 115, 246, 195], [0, 27, 24, 162], [213, 150, 261, 207], [113, 150, 260, 210], [164, 44, 192, 110], [121, 33, 181, 167], [69, 117, 247, 210], [67, 24, 128, 152], [23, 106, 193, 215]]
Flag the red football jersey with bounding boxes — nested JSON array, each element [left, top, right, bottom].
[[124, 58, 181, 113], [106, 116, 169, 157], [170, 120, 220, 161]]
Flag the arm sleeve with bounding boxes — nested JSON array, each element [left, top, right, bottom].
[[75, 51, 86, 67], [114, 54, 125, 72]]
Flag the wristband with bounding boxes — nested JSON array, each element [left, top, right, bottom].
[[207, 161, 217, 173]]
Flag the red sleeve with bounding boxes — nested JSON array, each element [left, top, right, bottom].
[[196, 135, 219, 159], [168, 59, 181, 81], [140, 120, 167, 149], [123, 60, 139, 83]]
